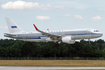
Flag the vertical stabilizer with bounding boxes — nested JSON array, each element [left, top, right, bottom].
[[5, 17, 24, 33]]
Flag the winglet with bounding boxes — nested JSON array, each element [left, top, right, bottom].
[[33, 24, 38, 30]]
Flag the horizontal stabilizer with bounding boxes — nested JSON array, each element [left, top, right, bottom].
[[4, 33, 16, 36]]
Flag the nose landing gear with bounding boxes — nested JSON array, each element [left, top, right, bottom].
[[88, 39, 91, 44]]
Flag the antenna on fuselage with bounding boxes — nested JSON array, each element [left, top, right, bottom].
[[47, 29, 49, 31]]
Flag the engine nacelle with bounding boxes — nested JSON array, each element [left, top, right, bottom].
[[62, 36, 75, 44], [45, 37, 52, 41]]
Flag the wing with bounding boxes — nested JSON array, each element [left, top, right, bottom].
[[33, 24, 62, 40]]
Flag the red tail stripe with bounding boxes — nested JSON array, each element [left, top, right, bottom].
[[33, 24, 38, 30]]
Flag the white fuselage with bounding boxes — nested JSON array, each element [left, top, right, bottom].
[[5, 29, 103, 42], [4, 17, 103, 44]]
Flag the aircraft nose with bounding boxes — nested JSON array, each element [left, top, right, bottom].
[[99, 32, 103, 37]]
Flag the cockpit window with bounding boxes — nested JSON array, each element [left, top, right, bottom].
[[94, 30, 99, 32]]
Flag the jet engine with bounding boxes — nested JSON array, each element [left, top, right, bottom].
[[62, 36, 75, 44]]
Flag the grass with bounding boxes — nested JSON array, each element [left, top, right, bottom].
[[0, 60, 105, 66]]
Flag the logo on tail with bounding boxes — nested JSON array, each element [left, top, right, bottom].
[[11, 26, 17, 28]]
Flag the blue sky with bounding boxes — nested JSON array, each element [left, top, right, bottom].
[[0, 0, 104, 41]]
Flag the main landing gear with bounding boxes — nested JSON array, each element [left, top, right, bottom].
[[53, 41, 62, 47], [53, 43, 59, 47]]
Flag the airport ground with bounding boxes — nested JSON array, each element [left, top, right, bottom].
[[1, 66, 105, 70], [0, 60, 105, 66]]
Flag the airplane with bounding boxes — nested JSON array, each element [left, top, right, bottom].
[[4, 17, 103, 46]]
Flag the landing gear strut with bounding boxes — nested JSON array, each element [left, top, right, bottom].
[[53, 43, 59, 47], [88, 39, 91, 44]]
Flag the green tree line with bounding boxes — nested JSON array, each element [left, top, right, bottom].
[[0, 39, 105, 57]]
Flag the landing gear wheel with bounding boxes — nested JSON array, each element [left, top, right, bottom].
[[56, 44, 59, 47], [53, 43, 56, 46], [53, 43, 59, 47]]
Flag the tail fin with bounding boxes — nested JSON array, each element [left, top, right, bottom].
[[5, 17, 24, 33]]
